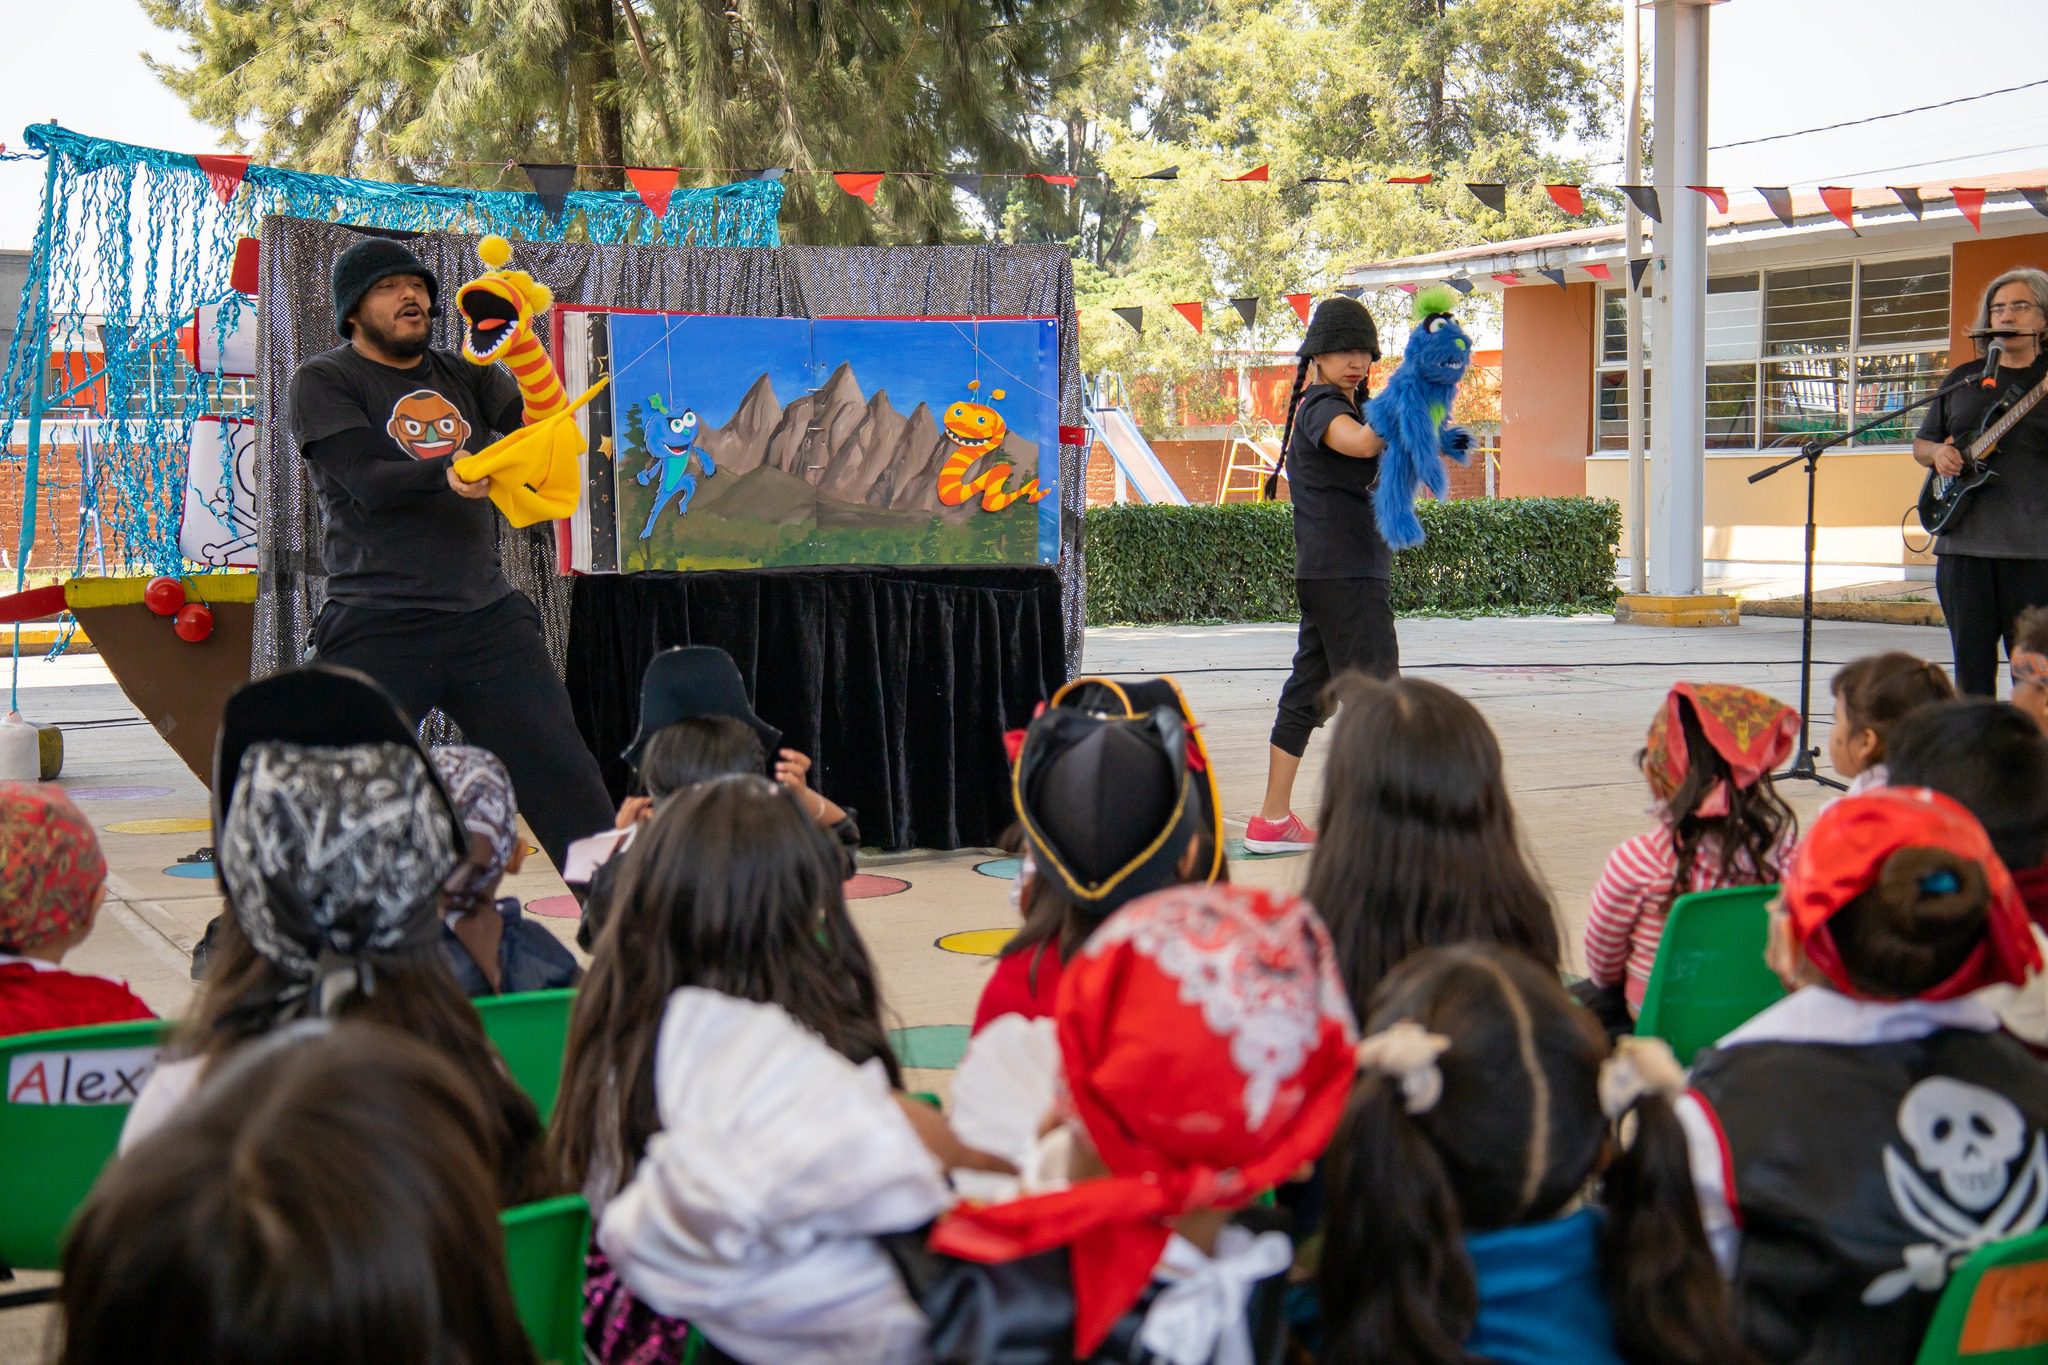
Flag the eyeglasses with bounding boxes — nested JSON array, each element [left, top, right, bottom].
[[1989, 300, 2043, 317]]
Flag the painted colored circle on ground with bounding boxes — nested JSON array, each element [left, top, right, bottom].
[[845, 873, 910, 899], [69, 785, 175, 801], [108, 816, 212, 835], [890, 1024, 971, 1071], [162, 862, 214, 879], [1225, 837, 1308, 861], [937, 927, 1016, 957], [973, 857, 1022, 880], [526, 895, 581, 920]]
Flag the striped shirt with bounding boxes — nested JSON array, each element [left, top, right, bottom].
[[1584, 826, 1786, 1014]]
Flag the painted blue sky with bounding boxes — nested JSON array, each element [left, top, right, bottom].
[[611, 314, 812, 430]]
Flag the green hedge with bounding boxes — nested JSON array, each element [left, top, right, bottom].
[[1084, 497, 1621, 625]]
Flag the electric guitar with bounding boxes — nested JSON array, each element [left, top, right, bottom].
[[1916, 370, 2048, 536]]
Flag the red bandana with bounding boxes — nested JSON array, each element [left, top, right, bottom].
[[1643, 681, 1800, 806], [0, 783, 107, 952], [929, 884, 1358, 1355], [1784, 787, 2041, 1000]]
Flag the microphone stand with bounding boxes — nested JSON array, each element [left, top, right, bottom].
[[1746, 369, 1983, 789]]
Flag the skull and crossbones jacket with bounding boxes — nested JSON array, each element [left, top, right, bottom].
[[1678, 989, 2048, 1365]]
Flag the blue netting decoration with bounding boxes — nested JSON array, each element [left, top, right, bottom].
[[0, 123, 782, 591]]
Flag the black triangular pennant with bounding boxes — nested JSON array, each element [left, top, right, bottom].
[[1891, 186, 1925, 219], [1757, 186, 1796, 228], [1298, 175, 1354, 185], [945, 172, 983, 195], [1444, 277, 1474, 295], [520, 162, 577, 220], [2021, 188, 2048, 220], [1465, 182, 1507, 213], [1335, 286, 1365, 300], [1112, 306, 1144, 335], [1619, 184, 1662, 223], [1137, 165, 1179, 181], [1229, 297, 1259, 328], [1539, 268, 1568, 290], [1628, 257, 1651, 292]]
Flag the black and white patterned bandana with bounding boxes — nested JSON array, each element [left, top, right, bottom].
[[431, 744, 518, 916], [221, 741, 460, 1012]]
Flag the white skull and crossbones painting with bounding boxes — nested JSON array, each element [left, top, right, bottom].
[[1864, 1077, 2048, 1305]]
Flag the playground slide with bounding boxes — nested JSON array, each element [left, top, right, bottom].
[[1086, 405, 1189, 505]]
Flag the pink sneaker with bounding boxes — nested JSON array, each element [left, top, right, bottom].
[[1243, 812, 1317, 855]]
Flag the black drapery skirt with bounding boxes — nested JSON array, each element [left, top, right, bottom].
[[566, 567, 1067, 851]]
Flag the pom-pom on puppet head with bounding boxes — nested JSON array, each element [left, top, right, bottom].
[[454, 234, 554, 365], [477, 234, 514, 270], [1404, 285, 1471, 386]]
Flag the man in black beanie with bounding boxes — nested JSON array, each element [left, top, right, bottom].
[[282, 234, 612, 873]]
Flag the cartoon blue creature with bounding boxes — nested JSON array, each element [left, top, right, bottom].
[[1365, 284, 1474, 550], [637, 394, 717, 539]]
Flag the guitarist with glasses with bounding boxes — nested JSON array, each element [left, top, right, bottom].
[[1916, 268, 2048, 696]]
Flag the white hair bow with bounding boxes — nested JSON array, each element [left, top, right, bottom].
[[1598, 1035, 1686, 1121], [1354, 1021, 1452, 1115]]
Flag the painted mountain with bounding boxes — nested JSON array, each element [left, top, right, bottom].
[[593, 312, 1060, 574]]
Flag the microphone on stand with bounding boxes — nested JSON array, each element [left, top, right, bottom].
[[1981, 337, 2007, 389]]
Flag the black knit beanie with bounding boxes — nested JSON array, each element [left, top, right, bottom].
[[331, 238, 441, 339], [1297, 296, 1380, 359]]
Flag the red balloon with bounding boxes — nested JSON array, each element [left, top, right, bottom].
[[173, 602, 214, 643], [144, 576, 186, 617]]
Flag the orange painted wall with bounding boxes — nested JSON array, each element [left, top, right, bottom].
[[1949, 230, 2048, 359], [1501, 283, 1596, 497]]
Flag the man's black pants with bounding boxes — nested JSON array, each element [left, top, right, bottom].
[[1271, 575, 1400, 757], [313, 590, 615, 867], [1935, 553, 2048, 697]]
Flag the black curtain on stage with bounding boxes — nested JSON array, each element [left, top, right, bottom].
[[568, 566, 1067, 851]]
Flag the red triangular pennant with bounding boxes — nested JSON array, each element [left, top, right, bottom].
[[1582, 262, 1612, 280], [833, 172, 885, 204], [194, 153, 252, 206], [1545, 183, 1585, 216], [1952, 186, 1986, 232], [1228, 165, 1270, 183], [1284, 292, 1313, 324], [1688, 185, 1729, 213], [1819, 185, 1856, 230], [626, 167, 679, 219], [1491, 272, 1522, 286], [1033, 173, 1079, 187], [1388, 173, 1434, 185], [1397, 283, 1419, 295], [1171, 302, 1205, 333]]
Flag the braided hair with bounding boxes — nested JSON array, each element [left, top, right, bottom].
[[1265, 358, 1312, 499]]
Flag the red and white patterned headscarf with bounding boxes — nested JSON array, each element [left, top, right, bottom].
[[0, 783, 108, 952], [1644, 681, 1800, 811], [930, 884, 1358, 1355]]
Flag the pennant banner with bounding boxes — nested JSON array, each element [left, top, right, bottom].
[[753, 167, 788, 181], [1467, 183, 1507, 214], [1891, 186, 1925, 220], [1229, 297, 1259, 328], [1113, 306, 1144, 335], [1757, 186, 1795, 228], [194, 153, 252, 207], [1952, 186, 1986, 232], [1285, 292, 1314, 324], [1819, 186, 1856, 231], [1299, 175, 1354, 185], [1335, 286, 1365, 300], [520, 162, 577, 219], [625, 166, 679, 219], [1491, 272, 1522, 286], [1628, 257, 1651, 291], [1443, 277, 1475, 295], [1033, 173, 1079, 187], [834, 171, 885, 204], [1228, 165, 1270, 183], [1688, 185, 1729, 214], [2022, 188, 2048, 220], [1619, 184, 1662, 223], [945, 172, 984, 195], [1539, 268, 1569, 290], [1171, 302, 1205, 333], [1582, 262, 1612, 281], [1544, 183, 1585, 216], [1137, 166, 1180, 181], [1388, 174, 1434, 185]]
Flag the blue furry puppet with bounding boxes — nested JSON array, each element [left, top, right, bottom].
[[1365, 284, 1473, 549]]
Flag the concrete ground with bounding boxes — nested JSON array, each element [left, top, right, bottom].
[[1, 609, 1949, 1358]]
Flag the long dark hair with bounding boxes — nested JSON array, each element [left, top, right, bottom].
[[548, 776, 898, 1198], [1320, 945, 1750, 1365], [176, 915, 544, 1206], [61, 1021, 538, 1365], [1304, 675, 1560, 1013], [1267, 355, 1372, 498], [1652, 696, 1797, 905]]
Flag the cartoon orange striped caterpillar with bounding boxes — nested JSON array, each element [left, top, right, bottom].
[[455, 235, 567, 422], [937, 380, 1049, 512]]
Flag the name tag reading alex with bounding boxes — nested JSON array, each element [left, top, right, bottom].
[[6, 1046, 160, 1106]]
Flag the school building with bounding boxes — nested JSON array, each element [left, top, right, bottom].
[[1340, 173, 2048, 583]]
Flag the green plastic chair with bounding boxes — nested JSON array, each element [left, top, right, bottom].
[[1633, 883, 1786, 1067], [475, 988, 576, 1124], [1914, 1226, 2048, 1363], [501, 1194, 591, 1365], [0, 1019, 168, 1296]]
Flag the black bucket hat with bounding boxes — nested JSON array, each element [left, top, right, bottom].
[[332, 236, 442, 340], [1297, 296, 1380, 360], [1012, 674, 1225, 913], [623, 647, 782, 766]]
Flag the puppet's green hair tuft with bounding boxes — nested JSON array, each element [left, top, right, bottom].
[[1411, 284, 1460, 322]]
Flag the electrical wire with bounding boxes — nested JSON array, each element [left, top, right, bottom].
[[1710, 78, 2048, 152]]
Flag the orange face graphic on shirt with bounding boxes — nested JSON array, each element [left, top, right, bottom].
[[385, 390, 472, 461]]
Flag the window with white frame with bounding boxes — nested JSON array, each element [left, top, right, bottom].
[[1594, 254, 1949, 453]]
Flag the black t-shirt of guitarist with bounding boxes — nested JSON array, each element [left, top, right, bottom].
[[1917, 354, 2048, 559]]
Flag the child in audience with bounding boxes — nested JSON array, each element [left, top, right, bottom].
[[975, 675, 1224, 1032], [549, 775, 908, 1364], [1303, 675, 1560, 1015], [1887, 699, 2048, 925], [1585, 682, 1799, 1018], [431, 745, 581, 996], [2011, 606, 2048, 732], [62, 1021, 537, 1365], [0, 784, 153, 1037], [121, 668, 544, 1207], [918, 884, 1358, 1364], [1682, 787, 2048, 1364], [1321, 943, 1748, 1365], [1828, 652, 1955, 795]]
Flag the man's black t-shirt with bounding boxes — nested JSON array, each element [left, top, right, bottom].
[[1288, 383, 1391, 580], [289, 345, 524, 611], [1917, 354, 2048, 560]]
